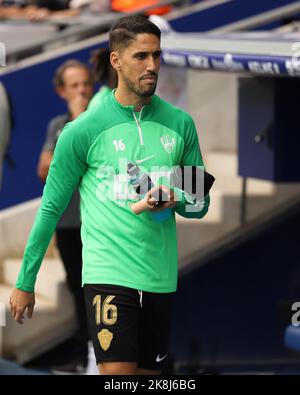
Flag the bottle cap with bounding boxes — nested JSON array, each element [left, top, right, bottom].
[[127, 161, 139, 177]]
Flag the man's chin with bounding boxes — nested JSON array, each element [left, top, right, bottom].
[[139, 86, 157, 97]]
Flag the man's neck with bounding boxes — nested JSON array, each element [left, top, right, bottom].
[[114, 86, 151, 112]]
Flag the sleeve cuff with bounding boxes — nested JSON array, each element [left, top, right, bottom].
[[15, 282, 34, 293], [173, 187, 196, 207]]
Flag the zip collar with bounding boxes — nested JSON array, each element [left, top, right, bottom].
[[133, 109, 145, 145], [111, 90, 159, 146], [111, 89, 157, 120]]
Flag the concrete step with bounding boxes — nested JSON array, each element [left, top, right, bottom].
[[0, 198, 56, 264], [201, 183, 300, 224], [205, 151, 238, 180], [197, 188, 274, 224], [176, 191, 300, 265], [205, 151, 300, 197], [176, 190, 280, 226], [3, 258, 66, 303], [205, 151, 276, 194], [0, 283, 76, 363]]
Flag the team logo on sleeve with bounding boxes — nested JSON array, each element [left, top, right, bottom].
[[160, 135, 175, 153]]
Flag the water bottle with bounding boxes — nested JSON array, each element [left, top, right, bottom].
[[127, 161, 172, 222]]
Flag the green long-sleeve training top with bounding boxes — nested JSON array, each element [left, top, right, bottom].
[[16, 91, 210, 294]]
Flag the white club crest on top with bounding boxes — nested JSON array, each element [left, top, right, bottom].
[[160, 135, 175, 154]]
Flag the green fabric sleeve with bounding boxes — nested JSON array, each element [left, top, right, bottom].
[[16, 120, 88, 292], [174, 116, 210, 219]]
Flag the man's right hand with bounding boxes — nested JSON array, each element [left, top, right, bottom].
[[9, 288, 35, 325], [68, 95, 89, 120], [37, 150, 53, 182]]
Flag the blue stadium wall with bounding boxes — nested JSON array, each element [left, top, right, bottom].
[[0, 43, 105, 210]]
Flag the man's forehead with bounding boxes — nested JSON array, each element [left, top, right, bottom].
[[127, 33, 161, 52], [63, 67, 90, 81]]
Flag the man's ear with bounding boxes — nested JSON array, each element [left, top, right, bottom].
[[56, 86, 66, 100], [110, 51, 122, 72]]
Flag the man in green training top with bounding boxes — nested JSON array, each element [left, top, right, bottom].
[[10, 15, 210, 375]]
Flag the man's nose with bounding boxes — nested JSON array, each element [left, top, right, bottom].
[[146, 55, 157, 72], [78, 84, 88, 95]]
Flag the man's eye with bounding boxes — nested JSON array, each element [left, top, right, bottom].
[[136, 54, 146, 60]]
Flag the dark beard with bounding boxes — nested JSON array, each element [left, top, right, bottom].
[[123, 75, 157, 97]]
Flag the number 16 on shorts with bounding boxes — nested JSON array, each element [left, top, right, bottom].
[[93, 295, 117, 351]]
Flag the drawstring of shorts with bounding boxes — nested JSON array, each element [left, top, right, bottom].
[[138, 290, 143, 308]]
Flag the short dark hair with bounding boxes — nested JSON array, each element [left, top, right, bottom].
[[109, 15, 161, 52], [53, 60, 92, 88]]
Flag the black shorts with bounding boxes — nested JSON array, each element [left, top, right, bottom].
[[84, 284, 174, 370]]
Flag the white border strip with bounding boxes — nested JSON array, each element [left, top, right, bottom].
[[162, 35, 297, 57], [0, 31, 109, 76], [0, 303, 5, 327], [0, 198, 41, 220], [0, 42, 6, 67]]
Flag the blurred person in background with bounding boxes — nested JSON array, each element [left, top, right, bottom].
[[37, 60, 93, 374], [88, 47, 118, 110], [0, 1, 23, 18], [0, 0, 79, 21], [0, 82, 11, 191]]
